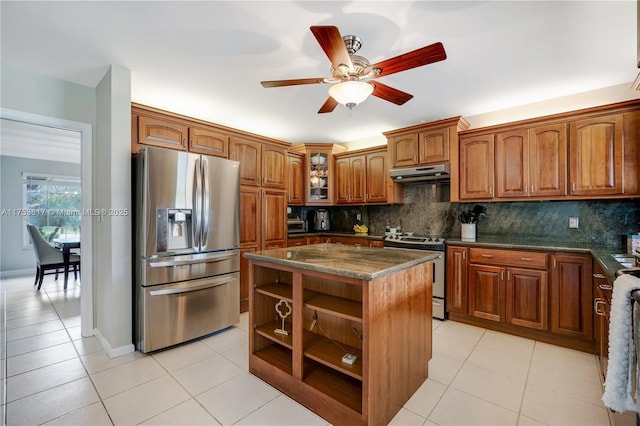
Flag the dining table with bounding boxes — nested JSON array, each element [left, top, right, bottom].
[[53, 235, 80, 288]]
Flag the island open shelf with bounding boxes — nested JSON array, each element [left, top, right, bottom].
[[246, 244, 437, 426]]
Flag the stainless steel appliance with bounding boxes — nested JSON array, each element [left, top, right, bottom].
[[133, 147, 241, 353], [313, 209, 330, 231], [287, 217, 308, 234], [388, 163, 450, 183], [383, 235, 446, 320]]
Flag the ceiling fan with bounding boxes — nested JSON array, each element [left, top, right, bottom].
[[261, 26, 446, 114]]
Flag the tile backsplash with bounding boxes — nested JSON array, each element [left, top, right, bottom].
[[297, 183, 640, 249]]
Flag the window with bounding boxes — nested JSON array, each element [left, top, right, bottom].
[[23, 173, 81, 246]]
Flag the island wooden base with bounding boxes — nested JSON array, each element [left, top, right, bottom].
[[248, 258, 433, 426]]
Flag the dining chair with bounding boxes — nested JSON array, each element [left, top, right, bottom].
[[26, 224, 80, 290]]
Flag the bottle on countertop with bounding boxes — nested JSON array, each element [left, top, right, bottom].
[[396, 220, 402, 235], [385, 219, 391, 236]]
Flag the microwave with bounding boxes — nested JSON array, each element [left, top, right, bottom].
[[287, 218, 308, 234]]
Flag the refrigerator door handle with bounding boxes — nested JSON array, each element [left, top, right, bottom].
[[148, 274, 238, 296], [193, 158, 202, 248], [201, 157, 210, 247], [148, 252, 238, 268]]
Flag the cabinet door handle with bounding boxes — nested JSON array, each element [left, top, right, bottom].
[[599, 283, 613, 291], [520, 257, 533, 261], [507, 271, 511, 280], [463, 250, 466, 260], [501, 270, 505, 280], [572, 182, 576, 192], [482, 254, 493, 258], [594, 298, 607, 316], [593, 273, 606, 279], [525, 184, 528, 195], [553, 258, 557, 269], [489, 187, 494, 196]]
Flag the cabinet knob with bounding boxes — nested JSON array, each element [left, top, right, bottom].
[[520, 257, 532, 261], [482, 254, 493, 258]]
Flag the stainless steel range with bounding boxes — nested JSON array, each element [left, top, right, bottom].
[[383, 235, 446, 320]]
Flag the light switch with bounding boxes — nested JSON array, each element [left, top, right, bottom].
[[569, 217, 579, 228]]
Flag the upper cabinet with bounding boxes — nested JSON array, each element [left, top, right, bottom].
[[229, 137, 287, 189], [494, 124, 567, 199], [136, 114, 188, 151], [289, 143, 347, 206], [334, 146, 403, 205], [384, 116, 469, 169], [457, 100, 640, 202], [286, 151, 305, 206], [569, 114, 623, 196], [459, 133, 495, 200], [188, 127, 229, 157]]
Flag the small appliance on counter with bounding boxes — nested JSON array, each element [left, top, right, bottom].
[[287, 217, 308, 234], [313, 209, 330, 231]]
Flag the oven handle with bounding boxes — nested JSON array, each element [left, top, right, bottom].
[[149, 274, 237, 296]]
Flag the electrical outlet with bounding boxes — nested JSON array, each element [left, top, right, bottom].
[[569, 217, 579, 229]]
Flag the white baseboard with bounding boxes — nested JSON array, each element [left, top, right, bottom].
[[0, 269, 33, 278], [93, 328, 135, 359]]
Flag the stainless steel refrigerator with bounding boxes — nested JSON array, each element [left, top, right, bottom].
[[133, 146, 240, 353]]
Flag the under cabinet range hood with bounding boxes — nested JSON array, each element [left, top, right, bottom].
[[388, 163, 450, 183]]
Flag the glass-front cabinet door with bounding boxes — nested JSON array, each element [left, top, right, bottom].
[[289, 143, 346, 206]]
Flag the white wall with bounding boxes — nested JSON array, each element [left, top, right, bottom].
[[1, 62, 134, 357], [93, 65, 134, 356]]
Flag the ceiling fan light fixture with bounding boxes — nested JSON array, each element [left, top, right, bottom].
[[328, 81, 374, 109]]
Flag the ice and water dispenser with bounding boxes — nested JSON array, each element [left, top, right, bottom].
[[156, 208, 193, 252]]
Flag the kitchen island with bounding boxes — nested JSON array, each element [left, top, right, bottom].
[[244, 243, 438, 426]]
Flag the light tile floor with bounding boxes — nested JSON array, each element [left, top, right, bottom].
[[1, 274, 637, 425]]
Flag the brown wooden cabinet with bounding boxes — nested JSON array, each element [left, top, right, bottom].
[[385, 118, 468, 168], [506, 267, 549, 330], [495, 124, 567, 198], [446, 246, 468, 314], [188, 127, 229, 157], [335, 146, 403, 205], [287, 152, 305, 205], [593, 262, 613, 379], [550, 253, 593, 341], [230, 138, 287, 189], [289, 144, 347, 206], [569, 114, 623, 196], [335, 154, 366, 204], [136, 115, 188, 151], [247, 250, 432, 426], [365, 149, 389, 203], [456, 100, 639, 202], [468, 264, 504, 322], [459, 133, 495, 200], [529, 124, 567, 197]]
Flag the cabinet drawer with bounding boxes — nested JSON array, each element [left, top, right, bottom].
[[469, 248, 548, 269]]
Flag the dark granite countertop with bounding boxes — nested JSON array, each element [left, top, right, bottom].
[[243, 243, 438, 280], [287, 231, 385, 241], [446, 237, 630, 281]]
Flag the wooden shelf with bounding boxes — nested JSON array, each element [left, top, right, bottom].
[[255, 321, 293, 349], [253, 344, 292, 375], [255, 282, 292, 301], [303, 359, 363, 414], [303, 331, 363, 380], [304, 293, 362, 322]]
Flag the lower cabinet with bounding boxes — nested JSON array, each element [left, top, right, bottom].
[[550, 253, 593, 341], [447, 245, 593, 352], [593, 263, 613, 378], [446, 246, 468, 314]]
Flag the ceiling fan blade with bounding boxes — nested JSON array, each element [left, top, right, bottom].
[[370, 81, 413, 105], [310, 26, 353, 72], [261, 78, 325, 88], [318, 97, 339, 114], [367, 42, 446, 78]]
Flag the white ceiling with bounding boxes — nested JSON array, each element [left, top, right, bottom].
[[1, 1, 638, 145]]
